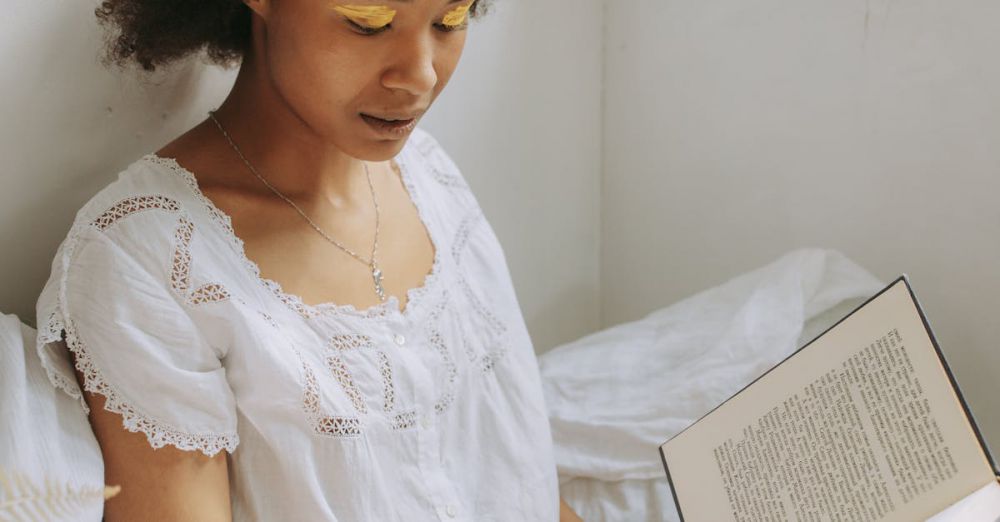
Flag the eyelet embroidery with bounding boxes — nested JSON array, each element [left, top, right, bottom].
[[327, 353, 368, 414], [62, 315, 240, 455], [425, 292, 459, 415], [391, 410, 417, 430], [34, 196, 242, 456], [90, 195, 232, 307], [413, 132, 470, 191], [452, 210, 483, 266], [172, 216, 232, 305], [302, 358, 363, 438], [456, 274, 510, 374], [91, 195, 180, 231], [302, 334, 417, 437], [377, 351, 395, 411], [428, 162, 470, 190]]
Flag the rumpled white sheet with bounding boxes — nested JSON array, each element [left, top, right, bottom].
[[0, 313, 104, 521], [540, 248, 885, 521]]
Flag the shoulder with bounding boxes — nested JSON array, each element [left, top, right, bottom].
[[39, 155, 211, 319], [69, 154, 197, 232]]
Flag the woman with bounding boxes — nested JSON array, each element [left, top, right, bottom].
[[34, 0, 583, 519]]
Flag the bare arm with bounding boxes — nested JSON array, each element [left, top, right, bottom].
[[70, 347, 232, 521], [560, 497, 584, 521]]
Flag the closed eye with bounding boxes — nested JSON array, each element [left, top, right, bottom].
[[346, 18, 391, 35], [435, 20, 468, 33], [344, 19, 469, 36]]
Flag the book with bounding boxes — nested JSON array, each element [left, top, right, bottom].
[[659, 276, 999, 521]]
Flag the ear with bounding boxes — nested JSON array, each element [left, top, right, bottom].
[[243, 0, 271, 20]]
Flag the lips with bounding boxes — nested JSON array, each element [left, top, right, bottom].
[[360, 112, 417, 123], [360, 112, 419, 137]]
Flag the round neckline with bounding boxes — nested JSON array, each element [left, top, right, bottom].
[[141, 144, 444, 322]]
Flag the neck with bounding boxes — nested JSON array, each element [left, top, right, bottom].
[[207, 46, 382, 209]]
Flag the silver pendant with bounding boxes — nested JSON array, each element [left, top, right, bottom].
[[372, 264, 386, 302]]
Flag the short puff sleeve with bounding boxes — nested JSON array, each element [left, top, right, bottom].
[[35, 211, 239, 457]]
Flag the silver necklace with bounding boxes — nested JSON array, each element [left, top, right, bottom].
[[207, 110, 387, 302]]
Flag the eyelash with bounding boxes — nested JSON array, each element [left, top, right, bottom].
[[347, 19, 467, 35]]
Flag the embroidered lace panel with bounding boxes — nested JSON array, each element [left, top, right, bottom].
[[35, 195, 242, 456], [456, 275, 510, 374], [302, 358, 363, 438], [302, 334, 419, 437], [91, 195, 232, 308], [426, 293, 458, 415], [452, 210, 483, 266]]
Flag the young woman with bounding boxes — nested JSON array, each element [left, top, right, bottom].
[[34, 0, 583, 519]]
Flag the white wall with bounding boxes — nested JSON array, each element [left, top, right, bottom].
[[421, 0, 604, 353], [1, 0, 237, 327], [1, 0, 604, 355], [602, 0, 1000, 451]]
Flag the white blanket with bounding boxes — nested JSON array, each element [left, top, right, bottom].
[[0, 313, 105, 521], [540, 248, 884, 521]]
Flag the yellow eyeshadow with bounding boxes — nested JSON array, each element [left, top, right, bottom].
[[441, 2, 472, 26], [331, 4, 397, 28]]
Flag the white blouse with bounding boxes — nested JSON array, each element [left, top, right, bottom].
[[34, 127, 560, 521]]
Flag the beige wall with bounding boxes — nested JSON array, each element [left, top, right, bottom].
[[601, 0, 1000, 451]]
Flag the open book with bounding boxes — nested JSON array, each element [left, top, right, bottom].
[[659, 277, 999, 521]]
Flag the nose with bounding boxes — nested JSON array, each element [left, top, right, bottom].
[[381, 32, 439, 96]]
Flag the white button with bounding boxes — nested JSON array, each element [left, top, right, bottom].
[[445, 504, 457, 517], [420, 413, 432, 430], [393, 333, 406, 346]]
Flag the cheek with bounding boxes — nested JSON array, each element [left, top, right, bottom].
[[265, 22, 370, 121]]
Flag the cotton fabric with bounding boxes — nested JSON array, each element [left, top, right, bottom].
[[35, 127, 559, 521]]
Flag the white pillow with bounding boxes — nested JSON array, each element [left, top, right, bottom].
[[0, 313, 106, 521]]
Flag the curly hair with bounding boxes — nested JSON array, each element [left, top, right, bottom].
[[95, 0, 493, 73]]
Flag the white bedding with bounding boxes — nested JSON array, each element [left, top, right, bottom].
[[0, 314, 105, 521], [539, 249, 884, 521]]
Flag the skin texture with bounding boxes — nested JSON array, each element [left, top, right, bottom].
[[76, 0, 584, 519]]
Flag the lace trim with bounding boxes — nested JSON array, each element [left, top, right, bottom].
[[377, 351, 394, 411], [303, 357, 363, 438], [142, 150, 444, 321], [412, 132, 471, 190], [89, 195, 233, 307], [92, 195, 180, 230], [391, 410, 417, 430], [34, 309, 85, 406], [35, 199, 240, 457], [426, 292, 458, 415], [456, 274, 510, 374], [327, 334, 377, 414], [452, 209, 484, 266], [61, 315, 239, 456], [326, 354, 367, 414], [302, 333, 419, 437]]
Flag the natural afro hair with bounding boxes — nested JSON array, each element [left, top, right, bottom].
[[95, 0, 493, 73]]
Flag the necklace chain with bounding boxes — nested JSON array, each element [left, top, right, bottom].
[[207, 110, 387, 302]]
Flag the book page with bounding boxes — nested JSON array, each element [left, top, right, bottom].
[[661, 279, 995, 521]]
